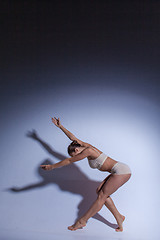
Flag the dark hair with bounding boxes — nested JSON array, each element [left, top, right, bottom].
[[68, 140, 81, 156]]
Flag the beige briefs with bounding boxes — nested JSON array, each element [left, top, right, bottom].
[[111, 162, 132, 175]]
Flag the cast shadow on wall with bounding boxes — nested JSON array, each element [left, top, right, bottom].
[[8, 130, 117, 230]]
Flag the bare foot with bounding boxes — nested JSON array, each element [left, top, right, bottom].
[[68, 220, 86, 231], [115, 215, 125, 232]]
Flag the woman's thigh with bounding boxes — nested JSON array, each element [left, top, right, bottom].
[[101, 174, 131, 197]]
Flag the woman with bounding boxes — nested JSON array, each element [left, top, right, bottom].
[[41, 117, 132, 232]]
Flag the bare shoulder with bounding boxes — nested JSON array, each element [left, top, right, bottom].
[[87, 145, 102, 154], [76, 139, 102, 154]]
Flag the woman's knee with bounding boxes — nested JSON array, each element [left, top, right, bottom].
[[97, 190, 108, 203]]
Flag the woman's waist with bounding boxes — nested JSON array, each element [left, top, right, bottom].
[[99, 157, 118, 171]]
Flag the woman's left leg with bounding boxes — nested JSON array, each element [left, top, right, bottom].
[[104, 196, 125, 231], [68, 173, 131, 231]]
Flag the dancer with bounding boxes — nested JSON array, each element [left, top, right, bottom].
[[41, 117, 131, 232]]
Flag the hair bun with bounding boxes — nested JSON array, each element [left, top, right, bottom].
[[71, 140, 78, 145]]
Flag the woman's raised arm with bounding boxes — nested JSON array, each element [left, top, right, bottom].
[[51, 117, 90, 147]]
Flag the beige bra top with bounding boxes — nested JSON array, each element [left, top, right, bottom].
[[88, 147, 108, 170]]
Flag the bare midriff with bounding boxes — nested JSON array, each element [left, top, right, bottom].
[[99, 156, 118, 172]]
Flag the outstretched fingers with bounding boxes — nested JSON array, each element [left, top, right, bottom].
[[40, 165, 53, 170]]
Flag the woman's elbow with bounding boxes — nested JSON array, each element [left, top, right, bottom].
[[65, 158, 72, 166]]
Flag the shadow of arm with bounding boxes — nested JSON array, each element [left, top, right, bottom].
[[6, 181, 47, 193], [26, 129, 66, 160]]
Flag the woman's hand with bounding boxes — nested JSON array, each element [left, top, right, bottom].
[[51, 117, 61, 128], [40, 164, 54, 171]]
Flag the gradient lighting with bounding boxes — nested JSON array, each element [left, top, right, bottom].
[[1, 83, 160, 240]]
